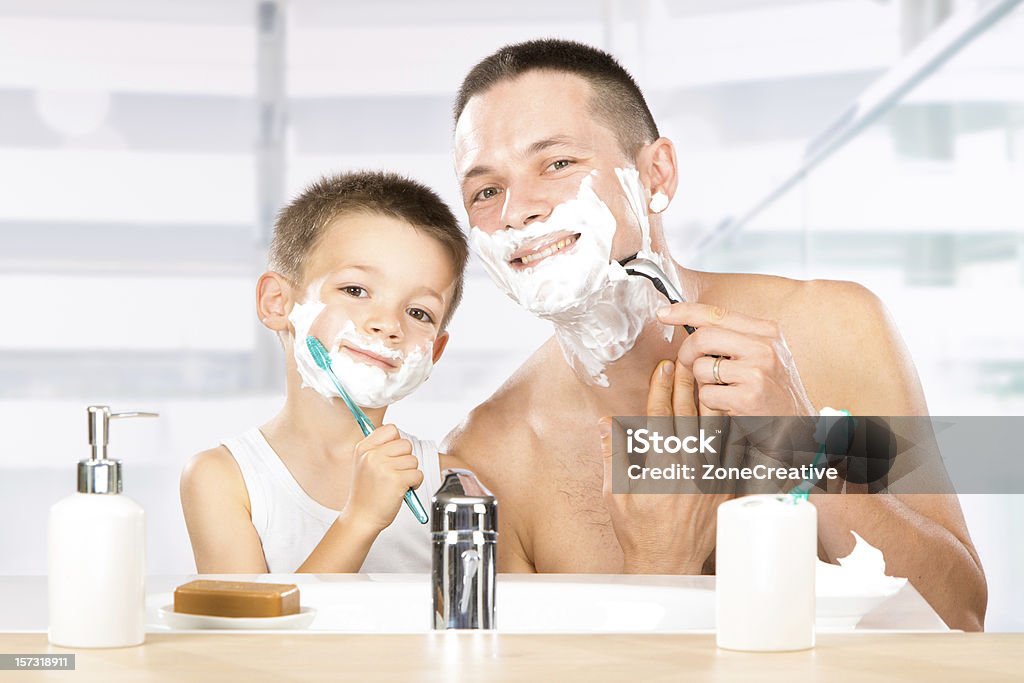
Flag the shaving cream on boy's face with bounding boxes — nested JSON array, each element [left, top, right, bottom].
[[288, 285, 435, 408], [470, 169, 682, 387]]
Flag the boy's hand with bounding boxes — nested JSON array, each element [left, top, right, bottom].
[[343, 424, 424, 532]]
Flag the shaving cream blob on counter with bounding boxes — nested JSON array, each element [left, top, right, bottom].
[[289, 292, 434, 408], [471, 169, 682, 387]]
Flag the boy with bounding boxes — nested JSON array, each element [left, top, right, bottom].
[[180, 171, 467, 573]]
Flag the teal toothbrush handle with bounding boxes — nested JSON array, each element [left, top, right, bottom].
[[404, 489, 429, 524]]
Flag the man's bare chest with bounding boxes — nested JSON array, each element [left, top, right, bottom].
[[521, 435, 625, 572]]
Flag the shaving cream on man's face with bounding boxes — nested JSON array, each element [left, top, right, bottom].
[[470, 171, 675, 387], [471, 175, 620, 315], [288, 295, 434, 409]]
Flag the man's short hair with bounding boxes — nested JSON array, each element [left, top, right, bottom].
[[269, 170, 468, 329], [454, 39, 660, 157]]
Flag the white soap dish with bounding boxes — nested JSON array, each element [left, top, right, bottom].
[[156, 605, 317, 630]]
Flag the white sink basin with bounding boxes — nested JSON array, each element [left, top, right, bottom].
[[312, 575, 712, 633], [0, 574, 944, 635], [148, 574, 714, 634], [144, 573, 945, 634]]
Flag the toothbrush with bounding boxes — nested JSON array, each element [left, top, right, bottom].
[[305, 336, 429, 525]]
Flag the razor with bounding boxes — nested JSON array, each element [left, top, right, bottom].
[[618, 253, 696, 334]]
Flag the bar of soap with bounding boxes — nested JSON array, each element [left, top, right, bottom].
[[173, 580, 300, 618]]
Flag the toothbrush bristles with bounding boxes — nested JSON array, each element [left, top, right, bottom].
[[306, 336, 332, 370]]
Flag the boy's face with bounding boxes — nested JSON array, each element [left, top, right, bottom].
[[287, 212, 455, 408]]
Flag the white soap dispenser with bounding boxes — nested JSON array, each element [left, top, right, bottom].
[[48, 406, 157, 648]]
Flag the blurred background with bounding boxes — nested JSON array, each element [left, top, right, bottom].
[[1, 0, 1021, 629]]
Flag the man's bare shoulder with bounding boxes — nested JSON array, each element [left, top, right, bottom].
[[776, 277, 895, 352], [702, 270, 885, 327], [705, 270, 920, 411], [797, 279, 924, 413], [796, 278, 892, 330], [699, 270, 797, 313], [442, 340, 565, 483]]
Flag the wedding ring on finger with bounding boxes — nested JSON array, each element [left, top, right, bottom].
[[712, 356, 726, 385]]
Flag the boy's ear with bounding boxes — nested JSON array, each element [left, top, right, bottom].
[[256, 271, 294, 333], [431, 331, 450, 365], [636, 136, 679, 211]]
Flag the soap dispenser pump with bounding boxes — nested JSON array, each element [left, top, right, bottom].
[[48, 406, 157, 648]]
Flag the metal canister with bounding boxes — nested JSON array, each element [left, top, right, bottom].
[[431, 469, 497, 630]]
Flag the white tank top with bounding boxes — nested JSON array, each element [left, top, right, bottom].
[[222, 427, 440, 573]]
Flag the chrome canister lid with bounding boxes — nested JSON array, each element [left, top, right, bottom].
[[431, 469, 497, 537]]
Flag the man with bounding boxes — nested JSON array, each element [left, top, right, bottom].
[[444, 39, 986, 631]]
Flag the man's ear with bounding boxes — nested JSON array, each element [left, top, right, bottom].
[[256, 271, 295, 334], [431, 331, 450, 365], [636, 137, 679, 210]]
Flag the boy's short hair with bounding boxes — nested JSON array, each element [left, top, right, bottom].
[[454, 39, 659, 158], [269, 171, 468, 329]]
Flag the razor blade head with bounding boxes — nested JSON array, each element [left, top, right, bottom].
[[617, 253, 695, 334], [617, 255, 684, 305]]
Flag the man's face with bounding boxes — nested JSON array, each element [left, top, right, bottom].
[[287, 213, 454, 407], [454, 70, 645, 263]]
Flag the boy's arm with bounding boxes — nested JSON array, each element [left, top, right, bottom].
[[297, 424, 425, 573], [294, 513, 381, 573], [182, 427, 423, 574], [179, 447, 270, 573]]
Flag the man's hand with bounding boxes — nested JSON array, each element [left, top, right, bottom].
[[600, 360, 732, 574], [657, 303, 815, 416], [342, 424, 424, 533]]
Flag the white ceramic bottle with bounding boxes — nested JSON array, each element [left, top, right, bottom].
[[48, 406, 157, 648]]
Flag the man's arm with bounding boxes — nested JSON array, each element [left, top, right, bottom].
[[805, 281, 987, 632], [659, 279, 987, 630]]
